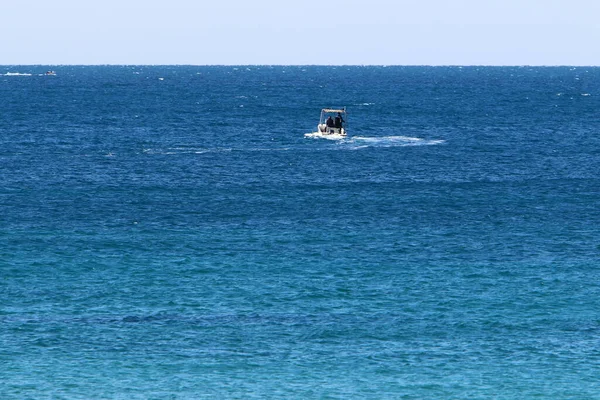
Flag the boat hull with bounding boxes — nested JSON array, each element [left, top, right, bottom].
[[304, 130, 347, 140]]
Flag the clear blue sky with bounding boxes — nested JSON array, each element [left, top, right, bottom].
[[2, 0, 598, 65]]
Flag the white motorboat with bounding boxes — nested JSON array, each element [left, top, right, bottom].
[[305, 107, 348, 139]]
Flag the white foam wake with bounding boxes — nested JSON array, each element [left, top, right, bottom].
[[350, 135, 445, 147], [304, 132, 346, 140]]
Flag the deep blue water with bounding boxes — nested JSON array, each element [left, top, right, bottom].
[[1, 65, 600, 399]]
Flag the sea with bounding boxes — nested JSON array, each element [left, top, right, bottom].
[[1, 65, 599, 399]]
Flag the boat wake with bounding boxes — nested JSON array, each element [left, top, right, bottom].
[[305, 133, 445, 147], [349, 135, 445, 147]]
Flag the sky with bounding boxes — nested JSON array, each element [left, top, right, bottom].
[[1, 0, 599, 65]]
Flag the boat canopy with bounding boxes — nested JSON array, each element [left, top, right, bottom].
[[322, 108, 346, 113]]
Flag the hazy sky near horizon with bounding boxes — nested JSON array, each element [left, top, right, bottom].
[[2, 0, 599, 65]]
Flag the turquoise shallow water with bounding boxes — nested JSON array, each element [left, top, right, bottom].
[[1, 66, 600, 398]]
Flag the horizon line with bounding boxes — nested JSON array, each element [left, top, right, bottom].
[[1, 63, 599, 68]]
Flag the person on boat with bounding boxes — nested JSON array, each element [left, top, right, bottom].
[[326, 116, 335, 128], [334, 113, 345, 129]]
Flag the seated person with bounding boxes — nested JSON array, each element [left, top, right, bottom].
[[326, 116, 335, 127]]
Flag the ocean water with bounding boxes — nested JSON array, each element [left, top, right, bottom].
[[1, 65, 599, 399]]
